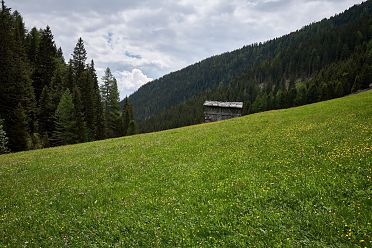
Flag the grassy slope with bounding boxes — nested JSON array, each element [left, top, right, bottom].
[[0, 91, 371, 247]]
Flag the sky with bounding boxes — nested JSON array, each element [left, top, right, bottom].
[[11, 0, 364, 99]]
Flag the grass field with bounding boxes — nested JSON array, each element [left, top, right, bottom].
[[0, 91, 371, 247]]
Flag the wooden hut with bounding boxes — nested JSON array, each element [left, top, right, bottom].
[[203, 101, 243, 123]]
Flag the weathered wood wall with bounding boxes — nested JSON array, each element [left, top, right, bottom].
[[204, 107, 242, 123]]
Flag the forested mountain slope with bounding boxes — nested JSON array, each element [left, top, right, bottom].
[[129, 1, 372, 133]]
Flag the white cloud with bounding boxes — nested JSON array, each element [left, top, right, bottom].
[[115, 69, 153, 99], [11, 0, 365, 99]]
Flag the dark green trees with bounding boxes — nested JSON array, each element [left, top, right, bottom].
[[72, 85, 87, 142], [122, 97, 136, 135], [10, 105, 30, 151], [33, 26, 57, 100], [0, 1, 128, 152], [100, 68, 121, 137], [70, 38, 88, 142], [72, 37, 86, 79], [0, 1, 36, 151], [49, 38, 117, 146], [53, 90, 79, 145], [90, 61, 105, 140], [38, 85, 54, 145], [131, 1, 372, 133], [70, 39, 104, 141], [99, 68, 138, 137], [25, 27, 40, 67]]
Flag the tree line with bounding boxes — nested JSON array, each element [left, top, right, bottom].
[[131, 1, 372, 133], [0, 1, 136, 153]]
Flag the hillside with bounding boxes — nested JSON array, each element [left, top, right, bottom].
[[1, 91, 371, 246], [129, 1, 372, 133]]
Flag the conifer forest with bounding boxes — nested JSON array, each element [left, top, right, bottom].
[[1, 1, 372, 152], [0, 1, 136, 153], [0, 1, 371, 246], [130, 1, 372, 132]]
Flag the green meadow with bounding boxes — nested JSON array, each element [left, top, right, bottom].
[[0, 91, 371, 247]]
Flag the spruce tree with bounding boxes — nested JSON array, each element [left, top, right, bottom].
[[70, 38, 101, 141], [72, 37, 87, 80], [72, 86, 87, 142], [52, 90, 79, 145], [100, 68, 121, 137], [110, 77, 122, 136], [25, 27, 40, 68], [13, 11, 26, 47], [38, 85, 54, 143], [33, 26, 57, 100], [122, 97, 135, 135], [49, 58, 65, 104], [0, 1, 36, 151], [39, 59, 67, 147], [80, 64, 95, 140], [64, 60, 74, 91], [8, 105, 30, 151], [95, 99, 105, 140], [89, 60, 105, 140], [56, 47, 64, 61]]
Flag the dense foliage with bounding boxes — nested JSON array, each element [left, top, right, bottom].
[[52, 90, 79, 145], [0, 91, 371, 246], [0, 1, 136, 152], [0, 118, 9, 154], [100, 68, 122, 138], [130, 1, 372, 133]]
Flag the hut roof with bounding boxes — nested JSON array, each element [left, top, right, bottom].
[[203, 101, 243, 109]]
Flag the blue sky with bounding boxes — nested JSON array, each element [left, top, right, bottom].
[[11, 0, 364, 99]]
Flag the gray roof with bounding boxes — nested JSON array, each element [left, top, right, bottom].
[[203, 101, 243, 109]]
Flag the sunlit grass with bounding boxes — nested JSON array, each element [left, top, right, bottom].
[[0, 91, 371, 247]]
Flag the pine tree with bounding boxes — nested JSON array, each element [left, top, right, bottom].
[[33, 26, 57, 100], [110, 76, 122, 137], [1, 0, 6, 12], [122, 97, 135, 135], [89, 60, 105, 140], [52, 90, 79, 145], [8, 104, 30, 151], [70, 38, 101, 141], [0, 1, 36, 151], [72, 37, 87, 80], [95, 99, 105, 140], [100, 68, 121, 137], [72, 86, 87, 142], [64, 60, 74, 91], [13, 11, 26, 47], [56, 47, 64, 61], [49, 58, 65, 104], [38, 86, 54, 143], [80, 63, 96, 140], [25, 27, 40, 68], [13, 9, 38, 142], [39, 59, 67, 147]]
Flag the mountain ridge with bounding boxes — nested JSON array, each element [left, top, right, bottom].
[[127, 1, 372, 132]]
